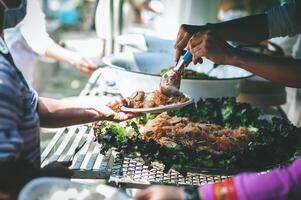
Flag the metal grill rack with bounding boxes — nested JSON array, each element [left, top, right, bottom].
[[41, 125, 115, 178], [42, 68, 231, 184], [109, 155, 230, 188]]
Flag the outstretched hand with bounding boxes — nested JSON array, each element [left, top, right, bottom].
[[105, 99, 140, 121], [73, 55, 97, 75], [90, 99, 140, 122]]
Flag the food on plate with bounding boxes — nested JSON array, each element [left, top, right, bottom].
[[94, 98, 301, 172], [141, 113, 255, 155], [160, 68, 218, 80], [125, 90, 189, 108]]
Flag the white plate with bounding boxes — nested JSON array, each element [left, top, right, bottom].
[[120, 97, 194, 113]]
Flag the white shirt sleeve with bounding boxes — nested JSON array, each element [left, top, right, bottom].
[[292, 35, 301, 59], [266, 2, 301, 38], [19, 0, 55, 56]]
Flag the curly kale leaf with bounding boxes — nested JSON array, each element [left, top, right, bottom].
[[169, 97, 260, 127], [129, 113, 157, 124]]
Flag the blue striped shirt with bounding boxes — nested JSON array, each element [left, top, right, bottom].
[[0, 52, 40, 168]]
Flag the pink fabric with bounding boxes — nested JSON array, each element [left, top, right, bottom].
[[200, 156, 301, 200]]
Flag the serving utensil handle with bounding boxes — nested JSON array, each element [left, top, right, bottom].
[[174, 50, 192, 71]]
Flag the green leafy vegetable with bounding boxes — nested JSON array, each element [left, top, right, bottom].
[[94, 98, 301, 173]]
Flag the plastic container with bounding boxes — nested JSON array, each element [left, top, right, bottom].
[[19, 177, 130, 200]]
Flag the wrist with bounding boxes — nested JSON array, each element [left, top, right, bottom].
[[183, 24, 208, 34], [65, 52, 80, 66], [67, 56, 78, 66], [227, 47, 242, 66], [84, 108, 101, 121]]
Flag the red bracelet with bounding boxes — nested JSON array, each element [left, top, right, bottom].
[[212, 178, 238, 200]]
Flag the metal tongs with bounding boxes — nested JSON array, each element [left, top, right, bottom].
[[160, 50, 192, 96]]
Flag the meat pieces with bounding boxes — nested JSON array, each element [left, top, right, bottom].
[[141, 113, 255, 155], [125, 90, 189, 108]]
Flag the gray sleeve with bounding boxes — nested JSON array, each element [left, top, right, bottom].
[[266, 3, 301, 38]]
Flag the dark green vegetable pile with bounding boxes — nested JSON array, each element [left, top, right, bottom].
[[160, 68, 218, 80], [94, 98, 301, 174]]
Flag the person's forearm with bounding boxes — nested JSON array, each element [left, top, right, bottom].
[[186, 14, 269, 44], [38, 97, 99, 128], [211, 14, 269, 43], [228, 48, 301, 88], [45, 42, 78, 65]]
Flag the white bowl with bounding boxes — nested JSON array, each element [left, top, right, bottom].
[[19, 177, 130, 200], [103, 52, 252, 101]]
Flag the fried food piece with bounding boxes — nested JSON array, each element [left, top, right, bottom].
[[126, 90, 189, 108], [131, 91, 145, 101], [143, 100, 156, 108], [125, 91, 145, 108], [151, 90, 188, 106]]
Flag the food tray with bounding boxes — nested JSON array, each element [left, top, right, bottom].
[[109, 154, 231, 188]]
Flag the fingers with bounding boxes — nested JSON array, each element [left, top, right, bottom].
[[190, 44, 204, 65], [103, 99, 141, 122], [79, 66, 94, 74], [94, 100, 140, 122], [83, 57, 97, 68], [187, 31, 205, 64], [174, 25, 193, 62], [113, 111, 140, 122], [106, 99, 126, 111], [188, 30, 217, 64], [75, 57, 97, 75], [175, 32, 191, 62], [188, 31, 206, 49]]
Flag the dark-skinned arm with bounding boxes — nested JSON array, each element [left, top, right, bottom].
[[188, 31, 301, 88], [174, 14, 268, 61], [186, 14, 268, 43], [175, 2, 301, 61], [230, 48, 301, 87]]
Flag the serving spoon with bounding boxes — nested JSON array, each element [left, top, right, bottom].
[[160, 50, 192, 96]]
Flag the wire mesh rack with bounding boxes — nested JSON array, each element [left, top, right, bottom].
[[109, 154, 231, 188]]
